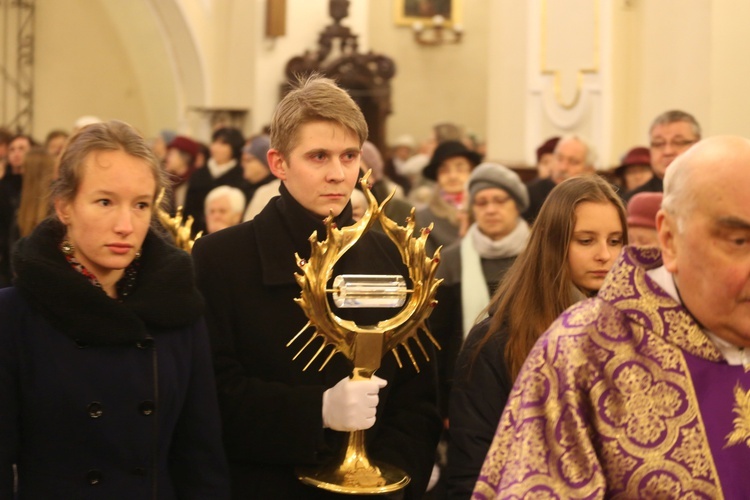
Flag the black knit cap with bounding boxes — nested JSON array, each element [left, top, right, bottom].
[[422, 140, 482, 181]]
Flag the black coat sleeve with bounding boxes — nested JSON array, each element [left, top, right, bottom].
[[445, 319, 512, 500]]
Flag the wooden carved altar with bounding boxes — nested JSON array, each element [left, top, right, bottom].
[[282, 0, 396, 153]]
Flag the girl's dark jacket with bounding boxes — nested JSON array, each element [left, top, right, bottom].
[[192, 184, 442, 499], [445, 317, 511, 500], [0, 218, 229, 499]]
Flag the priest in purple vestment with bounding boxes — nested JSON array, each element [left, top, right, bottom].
[[473, 135, 750, 499]]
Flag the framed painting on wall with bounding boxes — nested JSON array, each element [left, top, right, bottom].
[[394, 0, 462, 27]]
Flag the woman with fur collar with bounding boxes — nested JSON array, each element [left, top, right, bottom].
[[0, 121, 229, 498]]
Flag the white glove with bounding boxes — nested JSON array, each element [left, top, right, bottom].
[[322, 375, 388, 432]]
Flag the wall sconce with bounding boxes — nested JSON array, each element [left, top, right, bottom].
[[412, 15, 463, 46]]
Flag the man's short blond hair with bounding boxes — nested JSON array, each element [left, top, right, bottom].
[[269, 74, 368, 158]]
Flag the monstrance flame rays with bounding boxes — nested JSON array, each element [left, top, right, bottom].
[[155, 188, 203, 253], [287, 170, 442, 374], [290, 170, 443, 494]]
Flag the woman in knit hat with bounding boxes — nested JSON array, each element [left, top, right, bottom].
[[240, 134, 280, 221], [414, 140, 482, 256], [361, 140, 406, 200], [240, 134, 272, 187], [428, 162, 530, 491]]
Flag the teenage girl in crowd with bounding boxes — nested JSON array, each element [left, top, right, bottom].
[[445, 175, 627, 499]]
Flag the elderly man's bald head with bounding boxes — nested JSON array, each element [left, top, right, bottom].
[[662, 136, 750, 227], [657, 135, 750, 346]]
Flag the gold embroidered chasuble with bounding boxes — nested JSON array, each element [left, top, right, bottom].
[[473, 246, 750, 499]]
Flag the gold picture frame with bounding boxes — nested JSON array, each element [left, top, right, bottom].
[[394, 0, 462, 27]]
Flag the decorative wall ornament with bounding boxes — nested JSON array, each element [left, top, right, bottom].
[[540, 0, 600, 110], [283, 0, 396, 153], [1, 0, 35, 133], [411, 14, 463, 46], [525, 0, 609, 169], [393, 0, 462, 29]]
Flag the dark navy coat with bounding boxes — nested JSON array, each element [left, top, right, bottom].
[[0, 219, 229, 499]]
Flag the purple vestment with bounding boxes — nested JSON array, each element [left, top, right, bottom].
[[473, 246, 750, 499]]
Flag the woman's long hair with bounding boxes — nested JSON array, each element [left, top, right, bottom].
[[475, 175, 627, 381], [16, 147, 55, 237]]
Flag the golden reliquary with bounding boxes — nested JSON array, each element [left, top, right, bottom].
[[155, 189, 202, 253], [288, 170, 443, 495]]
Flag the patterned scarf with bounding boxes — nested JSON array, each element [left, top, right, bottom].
[[62, 248, 139, 300]]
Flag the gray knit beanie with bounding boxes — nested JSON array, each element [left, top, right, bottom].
[[245, 134, 271, 169], [468, 162, 529, 213]]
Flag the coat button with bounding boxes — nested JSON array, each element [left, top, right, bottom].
[[136, 338, 154, 349], [132, 467, 147, 476], [86, 469, 102, 485], [139, 400, 155, 416], [87, 402, 103, 418]]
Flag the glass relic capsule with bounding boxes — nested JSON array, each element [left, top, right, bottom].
[[331, 274, 407, 308]]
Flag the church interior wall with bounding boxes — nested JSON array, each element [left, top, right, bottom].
[[22, 0, 750, 168]]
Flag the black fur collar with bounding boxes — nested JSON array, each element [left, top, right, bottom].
[[12, 218, 204, 345]]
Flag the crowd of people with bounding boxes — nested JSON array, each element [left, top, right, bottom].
[[2, 78, 748, 499]]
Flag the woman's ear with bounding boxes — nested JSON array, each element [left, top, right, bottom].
[[54, 198, 70, 225]]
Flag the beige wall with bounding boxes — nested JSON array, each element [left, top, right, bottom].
[[251, 0, 364, 134], [34, 0, 174, 140], [31, 0, 366, 142], [484, 0, 722, 168], [710, 0, 750, 137], [367, 1, 490, 147], [485, 1, 528, 165], [628, 0, 711, 147], [22, 0, 750, 160]]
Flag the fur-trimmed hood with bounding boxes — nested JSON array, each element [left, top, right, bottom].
[[12, 218, 204, 345]]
